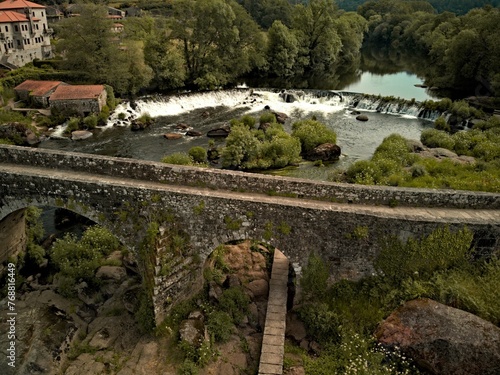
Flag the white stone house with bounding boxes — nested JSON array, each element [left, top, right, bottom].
[[0, 0, 53, 68]]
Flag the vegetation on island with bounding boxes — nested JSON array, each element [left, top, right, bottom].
[[343, 113, 500, 192], [161, 113, 338, 171]]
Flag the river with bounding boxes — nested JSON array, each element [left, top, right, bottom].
[[39, 74, 435, 181]]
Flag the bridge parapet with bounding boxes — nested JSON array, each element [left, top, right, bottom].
[[1, 145, 499, 209]]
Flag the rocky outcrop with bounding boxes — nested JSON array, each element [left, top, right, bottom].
[[164, 133, 182, 140], [273, 111, 288, 124], [0, 122, 41, 145], [186, 130, 202, 137], [179, 313, 206, 348], [375, 298, 500, 375], [305, 143, 341, 162], [207, 127, 230, 138], [72, 130, 93, 140]]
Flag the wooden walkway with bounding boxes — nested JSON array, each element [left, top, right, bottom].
[[258, 249, 289, 375]]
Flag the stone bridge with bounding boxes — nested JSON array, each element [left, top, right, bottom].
[[1, 145, 500, 323]]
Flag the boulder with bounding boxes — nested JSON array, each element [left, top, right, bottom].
[[306, 143, 341, 162], [186, 130, 202, 137], [286, 312, 307, 342], [375, 298, 500, 375], [71, 130, 93, 140], [246, 279, 269, 298], [406, 139, 425, 152], [258, 122, 271, 132], [131, 120, 150, 131], [96, 266, 127, 281], [351, 110, 361, 115], [431, 147, 458, 158], [175, 123, 189, 130], [273, 111, 288, 124], [356, 114, 369, 121], [179, 318, 205, 348], [207, 127, 230, 138], [163, 133, 182, 140]]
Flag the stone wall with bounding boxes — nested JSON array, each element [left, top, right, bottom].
[[1, 145, 499, 209], [49, 91, 106, 115]]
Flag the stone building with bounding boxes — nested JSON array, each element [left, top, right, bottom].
[[49, 84, 107, 116], [0, 0, 53, 68], [14, 79, 63, 106]]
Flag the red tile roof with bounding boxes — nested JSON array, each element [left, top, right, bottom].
[[50, 85, 105, 101], [14, 80, 63, 96], [0, 0, 45, 10], [0, 10, 27, 22]]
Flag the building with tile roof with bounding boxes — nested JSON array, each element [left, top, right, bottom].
[[49, 84, 107, 116], [14, 79, 64, 106], [0, 0, 52, 68]]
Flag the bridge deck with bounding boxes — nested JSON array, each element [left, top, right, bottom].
[[1, 163, 499, 225]]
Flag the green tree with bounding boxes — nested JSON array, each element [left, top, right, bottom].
[[292, 0, 342, 75], [56, 4, 152, 96], [266, 20, 299, 77], [170, 0, 264, 89]]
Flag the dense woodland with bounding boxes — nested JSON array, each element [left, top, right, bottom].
[[2, 0, 499, 99]]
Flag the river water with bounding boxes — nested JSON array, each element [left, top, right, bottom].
[[39, 83, 434, 181]]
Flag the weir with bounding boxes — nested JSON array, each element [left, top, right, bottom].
[[1, 145, 499, 323]]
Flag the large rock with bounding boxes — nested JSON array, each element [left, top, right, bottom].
[[179, 318, 205, 348], [186, 130, 202, 136], [96, 266, 127, 281], [72, 130, 93, 140], [356, 114, 369, 121], [305, 143, 341, 162], [207, 127, 230, 138], [272, 111, 288, 124], [246, 279, 269, 298], [375, 298, 500, 375], [163, 133, 182, 140]]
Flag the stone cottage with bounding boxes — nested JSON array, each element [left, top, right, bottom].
[[49, 84, 106, 116], [14, 79, 63, 107]]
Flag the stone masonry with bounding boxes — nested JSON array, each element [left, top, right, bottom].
[[1, 145, 499, 323]]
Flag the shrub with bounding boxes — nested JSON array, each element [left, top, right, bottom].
[[83, 115, 98, 129], [301, 253, 329, 301], [218, 287, 249, 324], [297, 303, 341, 345], [259, 112, 276, 124], [375, 226, 474, 283], [206, 311, 233, 343], [292, 119, 337, 154], [241, 114, 256, 129], [188, 146, 207, 163], [162, 152, 193, 166], [65, 117, 81, 133], [420, 128, 455, 150], [434, 116, 450, 132]]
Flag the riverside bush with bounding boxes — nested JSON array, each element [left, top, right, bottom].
[[291, 119, 337, 154], [221, 121, 300, 170], [420, 128, 455, 149]]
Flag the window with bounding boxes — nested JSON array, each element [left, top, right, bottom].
[[16, 40, 20, 46], [14, 25, 18, 32], [5, 26, 8, 32]]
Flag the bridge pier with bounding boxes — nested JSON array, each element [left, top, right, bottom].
[[0, 209, 26, 270]]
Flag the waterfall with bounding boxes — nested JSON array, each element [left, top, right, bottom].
[[102, 88, 441, 130]]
